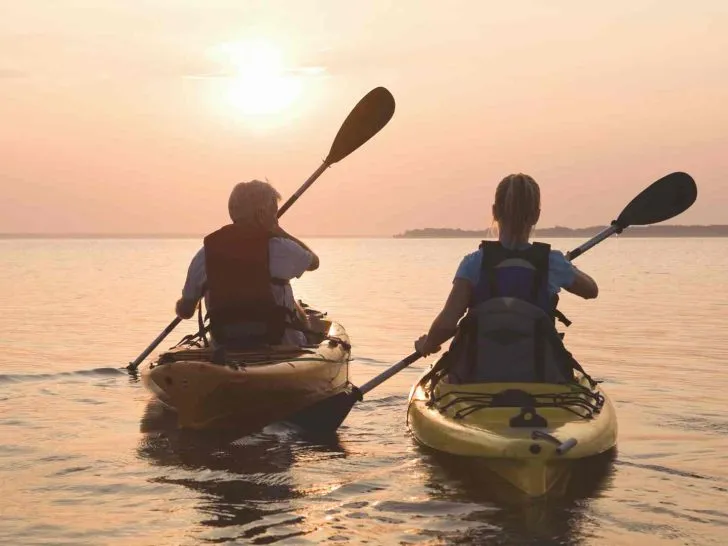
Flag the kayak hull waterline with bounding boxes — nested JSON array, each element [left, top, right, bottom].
[[407, 372, 617, 497], [142, 317, 350, 431]]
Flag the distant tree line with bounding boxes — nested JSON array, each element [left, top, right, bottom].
[[394, 225, 728, 238]]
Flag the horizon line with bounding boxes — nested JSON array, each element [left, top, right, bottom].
[[2, 223, 727, 240]]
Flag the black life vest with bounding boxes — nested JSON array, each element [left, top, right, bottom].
[[203, 224, 292, 348], [446, 241, 578, 384], [472, 241, 553, 313]]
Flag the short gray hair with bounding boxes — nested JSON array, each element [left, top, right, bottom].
[[228, 179, 281, 224]]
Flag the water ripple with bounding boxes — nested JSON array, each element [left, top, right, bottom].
[[0, 367, 126, 384]]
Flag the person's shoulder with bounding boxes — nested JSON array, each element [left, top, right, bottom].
[[269, 237, 312, 279], [455, 248, 482, 281], [270, 237, 307, 254], [546, 248, 575, 287], [189, 246, 205, 266], [547, 248, 569, 263], [459, 247, 486, 269], [462, 248, 483, 263]]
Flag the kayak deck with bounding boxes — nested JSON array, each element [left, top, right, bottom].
[[407, 373, 618, 497]]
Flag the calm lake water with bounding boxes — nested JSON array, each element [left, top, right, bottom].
[[1, 237, 727, 545]]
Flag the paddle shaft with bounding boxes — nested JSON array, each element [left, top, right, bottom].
[[358, 352, 422, 396], [128, 317, 182, 370], [566, 224, 621, 261], [277, 162, 329, 217]]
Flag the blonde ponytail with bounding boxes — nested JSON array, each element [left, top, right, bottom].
[[493, 173, 541, 243]]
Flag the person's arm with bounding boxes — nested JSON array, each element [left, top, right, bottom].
[[415, 279, 472, 356], [175, 298, 198, 319], [293, 299, 311, 329], [564, 267, 599, 299], [271, 225, 319, 271], [175, 248, 205, 319]]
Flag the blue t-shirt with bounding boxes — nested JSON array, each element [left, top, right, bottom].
[[455, 244, 575, 295]]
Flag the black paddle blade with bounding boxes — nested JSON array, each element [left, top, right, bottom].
[[325, 87, 395, 165], [616, 172, 697, 228], [285, 387, 362, 437]]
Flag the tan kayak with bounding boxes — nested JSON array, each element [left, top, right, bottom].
[[142, 316, 350, 431]]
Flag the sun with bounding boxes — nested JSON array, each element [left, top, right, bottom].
[[216, 41, 302, 116]]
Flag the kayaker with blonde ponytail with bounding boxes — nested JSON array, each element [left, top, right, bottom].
[[415, 173, 599, 383]]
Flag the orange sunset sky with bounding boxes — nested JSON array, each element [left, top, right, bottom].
[[1, 1, 726, 236]]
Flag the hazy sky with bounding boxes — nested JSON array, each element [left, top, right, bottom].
[[1, 1, 726, 236]]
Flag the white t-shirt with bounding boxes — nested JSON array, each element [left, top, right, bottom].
[[181, 237, 313, 345]]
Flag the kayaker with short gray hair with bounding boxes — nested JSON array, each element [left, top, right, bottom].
[[175, 179, 319, 347], [415, 173, 599, 383]]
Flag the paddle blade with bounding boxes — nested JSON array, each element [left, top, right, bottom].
[[325, 87, 395, 165], [616, 172, 697, 228], [285, 387, 362, 437]]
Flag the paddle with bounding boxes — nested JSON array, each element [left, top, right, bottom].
[[566, 171, 697, 260], [126, 87, 396, 373], [288, 171, 698, 435], [286, 352, 423, 434], [127, 317, 183, 372], [278, 87, 396, 216]]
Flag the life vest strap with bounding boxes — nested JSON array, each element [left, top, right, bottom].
[[533, 317, 546, 382]]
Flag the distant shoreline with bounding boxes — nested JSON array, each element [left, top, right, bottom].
[[395, 225, 728, 238]]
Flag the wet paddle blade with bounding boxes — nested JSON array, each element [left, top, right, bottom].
[[285, 352, 421, 436], [616, 172, 697, 228], [285, 388, 362, 437], [325, 87, 395, 165]]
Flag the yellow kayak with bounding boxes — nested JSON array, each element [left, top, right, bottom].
[[142, 316, 350, 431], [407, 371, 617, 497]]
